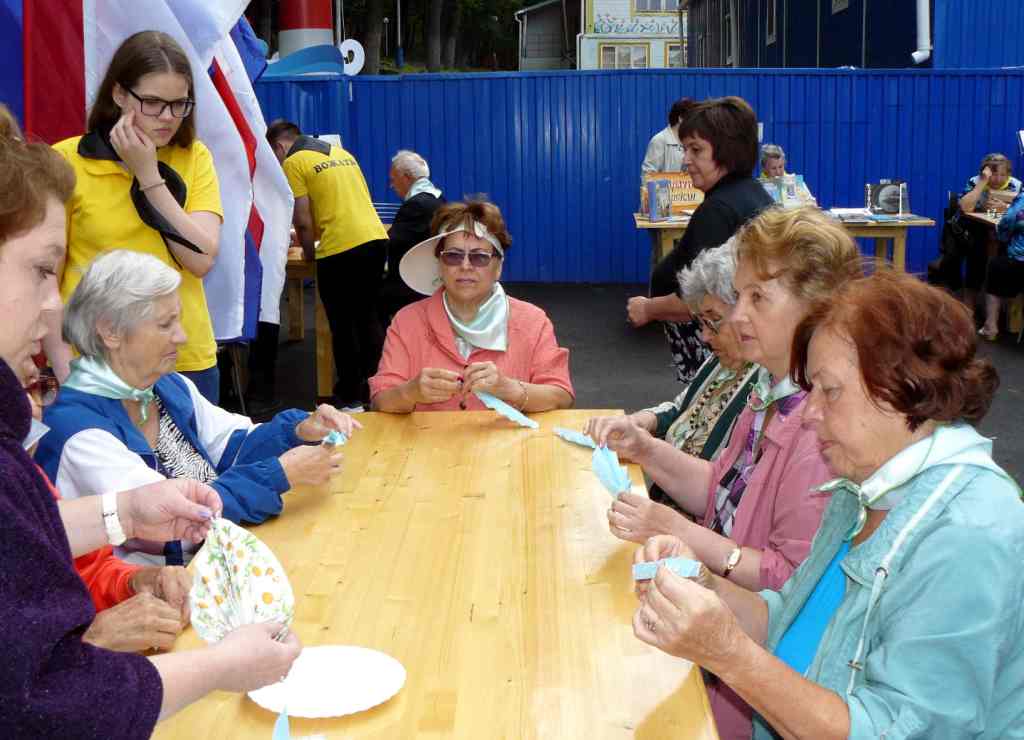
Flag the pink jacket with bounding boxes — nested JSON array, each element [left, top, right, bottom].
[[369, 290, 574, 411], [701, 393, 831, 740]]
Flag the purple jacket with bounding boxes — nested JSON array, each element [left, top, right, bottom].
[[0, 359, 162, 738]]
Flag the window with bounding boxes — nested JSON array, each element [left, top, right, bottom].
[[766, 0, 776, 45], [723, 1, 734, 65], [832, 0, 849, 12], [634, 0, 680, 13], [599, 43, 650, 69], [666, 41, 687, 68]]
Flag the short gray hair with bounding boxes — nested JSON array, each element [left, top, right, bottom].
[[677, 239, 738, 312], [391, 149, 429, 179], [761, 143, 785, 166], [63, 250, 182, 359]]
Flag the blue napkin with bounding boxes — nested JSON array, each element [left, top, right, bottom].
[[272, 706, 290, 740], [592, 445, 631, 497], [474, 390, 539, 429], [554, 426, 597, 449], [322, 430, 348, 446], [632, 557, 702, 581]]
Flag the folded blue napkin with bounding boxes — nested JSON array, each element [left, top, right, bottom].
[[474, 390, 539, 429], [592, 445, 631, 497], [631, 557, 702, 581], [554, 426, 597, 449], [322, 430, 347, 446]]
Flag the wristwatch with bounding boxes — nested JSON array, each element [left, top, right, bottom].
[[722, 546, 743, 578], [101, 491, 128, 546]]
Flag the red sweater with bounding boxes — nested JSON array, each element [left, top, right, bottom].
[[37, 465, 140, 611]]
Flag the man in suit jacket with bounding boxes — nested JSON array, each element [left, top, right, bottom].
[[381, 150, 445, 322]]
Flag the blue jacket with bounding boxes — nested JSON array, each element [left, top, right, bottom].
[[37, 372, 309, 526], [752, 425, 1024, 739]]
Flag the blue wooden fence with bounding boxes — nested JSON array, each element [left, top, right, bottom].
[[256, 68, 1024, 283]]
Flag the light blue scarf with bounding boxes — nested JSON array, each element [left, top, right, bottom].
[[405, 177, 442, 201], [748, 367, 802, 412], [443, 282, 509, 359], [63, 356, 157, 425], [816, 424, 1014, 539]]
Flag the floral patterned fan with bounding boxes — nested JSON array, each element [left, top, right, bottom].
[[190, 518, 295, 643]]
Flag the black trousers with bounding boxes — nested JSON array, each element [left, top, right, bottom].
[[316, 240, 387, 404]]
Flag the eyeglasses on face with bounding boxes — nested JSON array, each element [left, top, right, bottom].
[[127, 88, 194, 118], [439, 249, 499, 268], [697, 314, 722, 335]]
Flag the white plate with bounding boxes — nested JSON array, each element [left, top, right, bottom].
[[248, 646, 406, 718]]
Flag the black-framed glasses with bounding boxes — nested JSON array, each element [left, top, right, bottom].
[[697, 314, 722, 335], [439, 249, 499, 268], [127, 88, 194, 118]]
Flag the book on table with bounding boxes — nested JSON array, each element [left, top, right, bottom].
[[640, 172, 704, 218]]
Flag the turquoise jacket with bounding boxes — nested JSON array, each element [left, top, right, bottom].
[[752, 424, 1024, 739]]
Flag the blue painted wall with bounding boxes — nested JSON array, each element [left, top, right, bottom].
[[256, 68, 1024, 283], [935, 0, 1024, 69]]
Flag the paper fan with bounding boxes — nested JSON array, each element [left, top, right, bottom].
[[190, 518, 295, 643], [592, 445, 631, 498], [474, 390, 539, 429]]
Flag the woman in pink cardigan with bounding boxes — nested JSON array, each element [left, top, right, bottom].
[[590, 207, 863, 740], [370, 200, 574, 413]]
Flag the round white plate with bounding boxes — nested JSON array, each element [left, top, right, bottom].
[[248, 645, 406, 718]]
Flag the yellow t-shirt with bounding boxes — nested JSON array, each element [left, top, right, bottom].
[[53, 136, 224, 372], [282, 144, 387, 259]]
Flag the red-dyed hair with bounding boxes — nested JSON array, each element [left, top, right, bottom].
[[792, 270, 998, 431]]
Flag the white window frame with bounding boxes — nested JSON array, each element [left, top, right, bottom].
[[598, 43, 651, 70], [766, 0, 776, 45], [634, 0, 680, 14], [832, 0, 850, 13]]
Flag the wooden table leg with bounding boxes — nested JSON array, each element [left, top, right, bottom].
[[874, 237, 889, 270], [659, 232, 674, 264], [892, 230, 907, 272], [286, 277, 304, 341]]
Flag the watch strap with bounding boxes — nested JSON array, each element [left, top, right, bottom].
[[101, 491, 127, 546]]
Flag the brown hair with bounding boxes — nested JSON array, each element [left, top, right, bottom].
[[668, 97, 696, 128], [0, 105, 76, 245], [431, 200, 513, 255], [793, 270, 999, 432], [677, 96, 759, 177], [266, 119, 302, 146], [736, 205, 863, 302], [981, 152, 1012, 176], [87, 31, 196, 147]]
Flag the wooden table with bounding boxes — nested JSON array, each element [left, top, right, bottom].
[[285, 257, 334, 400], [837, 215, 936, 271], [154, 410, 719, 740], [634, 213, 691, 265]]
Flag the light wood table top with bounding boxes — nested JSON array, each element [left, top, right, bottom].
[[835, 214, 936, 272], [153, 410, 718, 740]]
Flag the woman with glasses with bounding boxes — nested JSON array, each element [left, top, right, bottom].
[[370, 200, 574, 413], [585, 239, 758, 508], [46, 31, 224, 402]]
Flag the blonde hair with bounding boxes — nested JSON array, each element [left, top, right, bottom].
[[735, 206, 863, 302]]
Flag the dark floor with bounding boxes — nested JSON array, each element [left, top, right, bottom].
[[262, 282, 1022, 482]]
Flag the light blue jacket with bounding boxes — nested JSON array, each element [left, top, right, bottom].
[[752, 424, 1024, 739]]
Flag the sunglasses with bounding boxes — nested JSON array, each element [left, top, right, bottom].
[[127, 88, 194, 119], [439, 249, 499, 268], [27, 371, 59, 408], [697, 314, 722, 335]]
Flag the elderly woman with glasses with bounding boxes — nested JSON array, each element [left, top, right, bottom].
[[586, 239, 759, 506], [632, 271, 1024, 740], [36, 250, 359, 567], [45, 31, 224, 402], [370, 199, 574, 413]]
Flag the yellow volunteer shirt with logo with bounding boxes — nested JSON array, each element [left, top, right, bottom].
[[53, 136, 223, 372], [282, 144, 387, 259]]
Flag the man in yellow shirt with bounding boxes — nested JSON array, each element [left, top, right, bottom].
[[268, 121, 388, 409]]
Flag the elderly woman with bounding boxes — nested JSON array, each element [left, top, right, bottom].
[[0, 104, 298, 737], [760, 144, 787, 179], [370, 199, 574, 413], [633, 271, 1023, 740], [759, 144, 815, 206], [593, 206, 862, 740], [36, 250, 357, 566], [586, 240, 758, 506], [979, 188, 1024, 340], [628, 96, 774, 384]]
